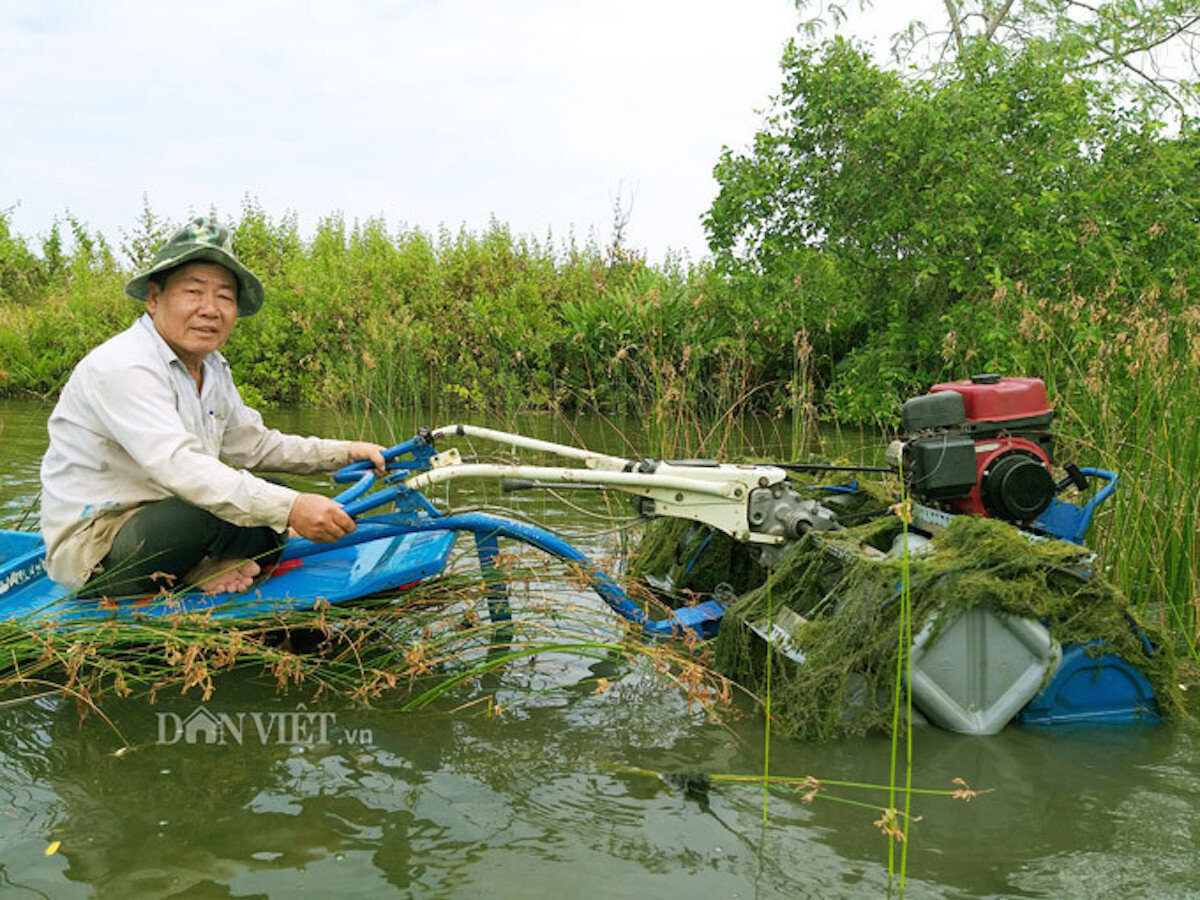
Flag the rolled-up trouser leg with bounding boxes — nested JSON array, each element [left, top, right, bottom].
[[79, 498, 285, 598]]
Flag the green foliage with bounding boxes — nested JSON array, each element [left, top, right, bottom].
[[119, 195, 177, 270], [1, 197, 853, 440], [0, 200, 631, 413], [0, 208, 49, 305], [0, 210, 129, 396]]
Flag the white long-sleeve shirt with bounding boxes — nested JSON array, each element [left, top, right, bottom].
[[40, 314, 356, 589]]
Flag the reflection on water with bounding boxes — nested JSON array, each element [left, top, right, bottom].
[[0, 680, 894, 897], [3, 684, 1194, 898], [0, 400, 51, 531], [1, 399, 1198, 897]]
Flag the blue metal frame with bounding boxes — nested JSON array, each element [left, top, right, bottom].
[[315, 449, 716, 638], [287, 503, 719, 638], [331, 433, 439, 505], [1030, 467, 1119, 545]]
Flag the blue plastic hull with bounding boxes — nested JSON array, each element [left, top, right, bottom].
[[0, 528, 456, 626], [1018, 644, 1160, 726]]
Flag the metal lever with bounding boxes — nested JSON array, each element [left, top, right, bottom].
[[1055, 462, 1090, 493]]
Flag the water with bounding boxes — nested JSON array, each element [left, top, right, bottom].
[[1, 399, 1197, 898]]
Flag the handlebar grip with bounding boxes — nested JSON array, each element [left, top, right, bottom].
[[332, 433, 436, 483], [331, 471, 376, 506], [334, 459, 376, 483], [333, 440, 414, 482], [1065, 463, 1089, 491]]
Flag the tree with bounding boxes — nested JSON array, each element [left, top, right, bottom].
[[703, 21, 1200, 420], [797, 1, 1200, 115]]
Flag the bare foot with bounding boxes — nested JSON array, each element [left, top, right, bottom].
[[184, 557, 262, 595]]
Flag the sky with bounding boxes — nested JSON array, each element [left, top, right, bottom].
[[0, 0, 940, 264]]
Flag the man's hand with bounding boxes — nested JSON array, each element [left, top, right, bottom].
[[289, 493, 357, 542], [347, 441, 388, 476]]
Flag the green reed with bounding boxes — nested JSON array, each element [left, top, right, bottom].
[[1003, 287, 1200, 662]]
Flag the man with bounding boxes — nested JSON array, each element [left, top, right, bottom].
[[40, 216, 386, 597]]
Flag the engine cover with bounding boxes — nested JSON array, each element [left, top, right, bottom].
[[929, 374, 1053, 427]]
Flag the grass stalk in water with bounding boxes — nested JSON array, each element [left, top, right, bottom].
[[0, 560, 735, 722], [887, 481, 916, 892], [761, 575, 773, 823], [623, 765, 986, 844]]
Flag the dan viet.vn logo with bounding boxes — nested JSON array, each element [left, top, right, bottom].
[[155, 704, 373, 747]]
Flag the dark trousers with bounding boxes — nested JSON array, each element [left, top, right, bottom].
[[79, 498, 285, 598]]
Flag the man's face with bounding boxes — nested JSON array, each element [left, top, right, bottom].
[[145, 261, 239, 368]]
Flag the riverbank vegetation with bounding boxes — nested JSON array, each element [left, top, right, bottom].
[[1, 3, 1197, 654]]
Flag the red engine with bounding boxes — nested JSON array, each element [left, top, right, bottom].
[[893, 374, 1058, 524]]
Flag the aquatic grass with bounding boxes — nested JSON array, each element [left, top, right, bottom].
[[624, 765, 985, 844], [0, 556, 737, 730], [558, 260, 798, 461], [887, 477, 915, 890], [761, 573, 773, 822], [788, 291, 817, 462]]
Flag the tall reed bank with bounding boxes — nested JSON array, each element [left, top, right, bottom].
[[1, 195, 1196, 663]]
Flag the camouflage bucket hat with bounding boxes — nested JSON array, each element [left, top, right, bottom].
[[124, 216, 264, 317]]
